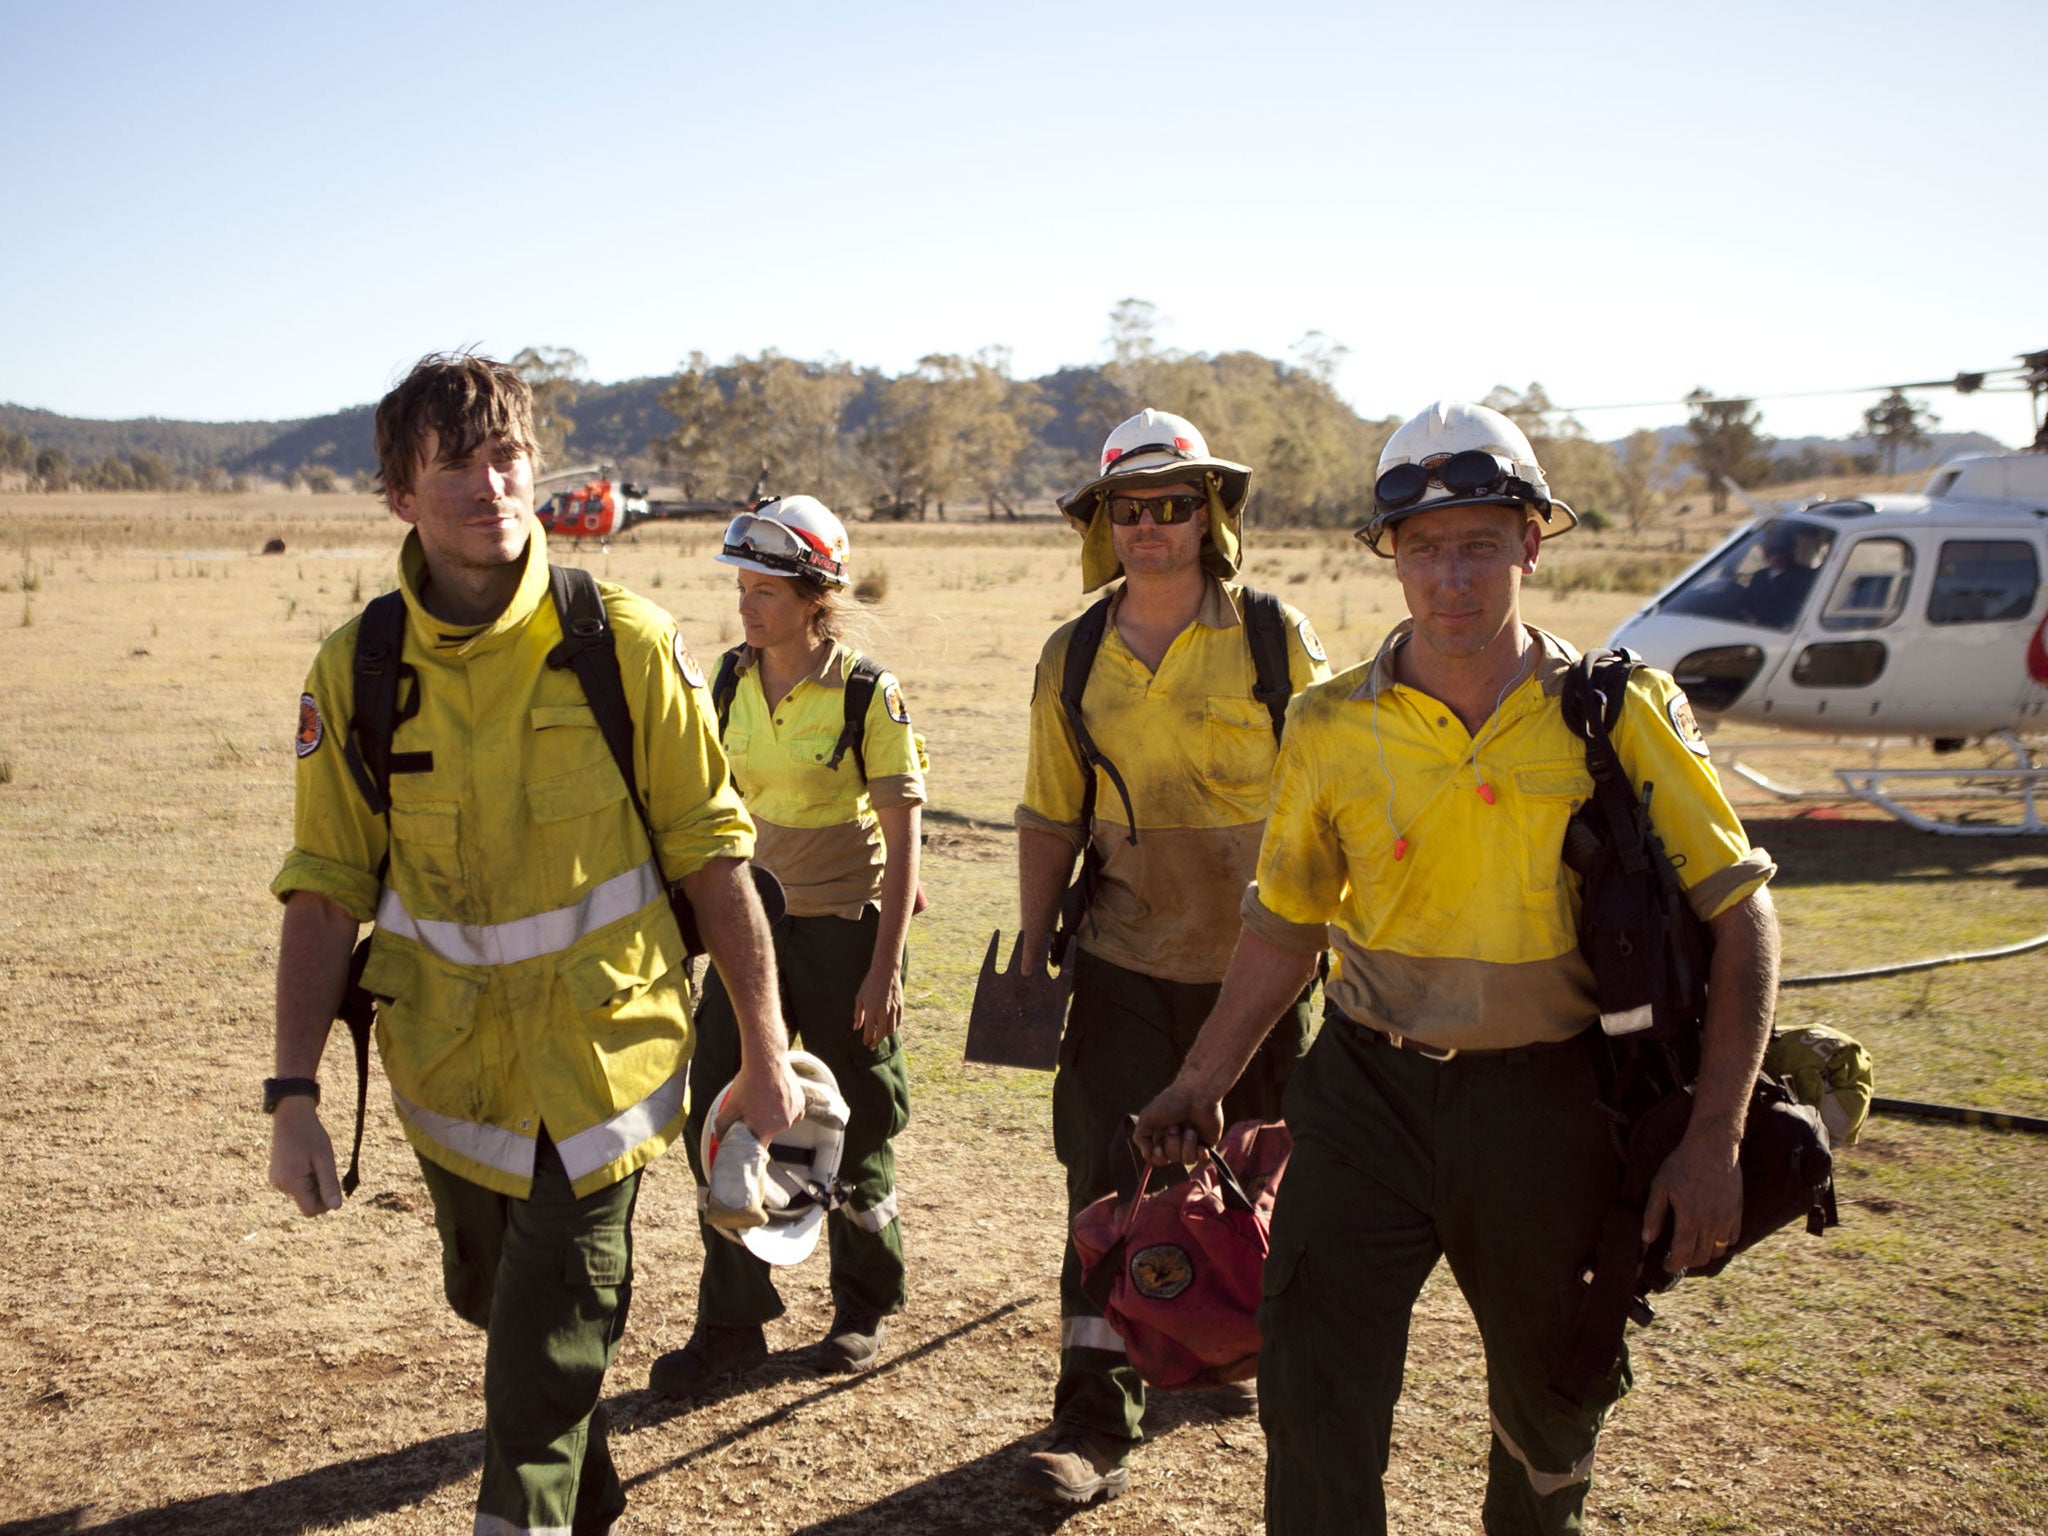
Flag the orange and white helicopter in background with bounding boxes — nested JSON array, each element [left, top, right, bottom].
[[1610, 448, 2048, 835], [534, 464, 759, 542]]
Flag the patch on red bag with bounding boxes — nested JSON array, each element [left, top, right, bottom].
[[1130, 1244, 1194, 1300]]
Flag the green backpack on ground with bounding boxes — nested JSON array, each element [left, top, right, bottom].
[[1765, 1024, 1874, 1149]]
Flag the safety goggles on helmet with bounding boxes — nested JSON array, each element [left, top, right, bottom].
[[721, 512, 845, 583], [1105, 491, 1206, 527], [1373, 450, 1545, 515]]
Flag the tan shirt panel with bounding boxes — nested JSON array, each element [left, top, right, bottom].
[[1017, 577, 1330, 984]]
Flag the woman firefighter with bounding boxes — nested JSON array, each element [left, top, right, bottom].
[[649, 494, 924, 1393]]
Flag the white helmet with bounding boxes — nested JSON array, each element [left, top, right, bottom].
[[1357, 400, 1577, 557], [715, 494, 852, 587], [699, 1051, 849, 1266], [1057, 409, 1252, 591]]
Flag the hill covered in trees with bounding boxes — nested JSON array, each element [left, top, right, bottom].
[[0, 305, 2001, 525]]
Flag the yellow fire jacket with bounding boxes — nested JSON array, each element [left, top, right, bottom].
[[1242, 623, 1776, 1051], [1017, 577, 1332, 984], [272, 528, 754, 1198], [720, 643, 927, 920]]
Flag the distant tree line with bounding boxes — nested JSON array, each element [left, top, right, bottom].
[[6, 318, 1953, 523]]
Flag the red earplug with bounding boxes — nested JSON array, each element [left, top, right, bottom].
[[1477, 783, 1496, 805], [1393, 838, 1409, 861]]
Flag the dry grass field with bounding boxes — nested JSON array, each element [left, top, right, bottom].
[[1, 492, 2043, 1535]]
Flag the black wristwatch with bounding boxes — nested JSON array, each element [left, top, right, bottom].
[[263, 1076, 321, 1114]]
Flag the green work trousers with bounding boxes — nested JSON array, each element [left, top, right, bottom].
[[416, 1133, 639, 1536], [1051, 948, 1314, 1450], [685, 907, 911, 1326], [1258, 1011, 1630, 1536]]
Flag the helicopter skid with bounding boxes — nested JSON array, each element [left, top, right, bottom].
[[1717, 735, 2048, 835]]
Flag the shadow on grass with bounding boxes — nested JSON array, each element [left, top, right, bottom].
[[1746, 814, 2048, 889], [2, 1300, 1037, 1536], [0, 1424, 481, 1535]]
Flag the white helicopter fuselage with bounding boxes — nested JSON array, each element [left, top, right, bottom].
[[1609, 453, 2048, 740]]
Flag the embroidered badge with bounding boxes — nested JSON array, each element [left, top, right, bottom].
[[1668, 691, 1710, 757], [1297, 618, 1327, 664], [295, 693, 324, 758], [884, 681, 911, 724], [673, 631, 706, 690], [1130, 1243, 1195, 1300]]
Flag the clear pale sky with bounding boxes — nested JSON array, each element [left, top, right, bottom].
[[6, 0, 2043, 446]]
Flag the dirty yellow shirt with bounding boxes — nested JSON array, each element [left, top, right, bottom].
[[1018, 577, 1331, 984], [272, 527, 754, 1198], [1243, 623, 1775, 1051], [721, 643, 926, 919]]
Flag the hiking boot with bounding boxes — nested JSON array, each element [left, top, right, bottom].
[[647, 1323, 767, 1399], [816, 1311, 887, 1374], [1013, 1434, 1131, 1505]]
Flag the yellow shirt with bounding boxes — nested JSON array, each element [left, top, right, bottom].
[[1017, 577, 1332, 984], [720, 643, 927, 919], [272, 527, 754, 1198], [1242, 623, 1775, 1051]]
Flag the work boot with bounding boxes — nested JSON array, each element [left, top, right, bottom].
[[1013, 1434, 1131, 1505], [816, 1311, 887, 1374], [647, 1323, 767, 1399]]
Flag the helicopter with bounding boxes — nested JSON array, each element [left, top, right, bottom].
[[1609, 448, 2048, 834], [533, 464, 766, 543]]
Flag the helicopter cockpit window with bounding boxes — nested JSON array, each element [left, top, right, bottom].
[[1659, 521, 1835, 632], [1926, 540, 2039, 625], [1818, 537, 1914, 631]]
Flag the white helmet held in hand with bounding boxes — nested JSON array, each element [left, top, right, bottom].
[[700, 1051, 850, 1266], [716, 494, 852, 587], [1357, 400, 1577, 557]]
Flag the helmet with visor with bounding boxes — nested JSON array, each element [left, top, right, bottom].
[[716, 494, 852, 587]]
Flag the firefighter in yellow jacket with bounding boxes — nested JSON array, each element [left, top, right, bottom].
[[265, 353, 801, 1536], [649, 495, 925, 1395], [1136, 401, 1781, 1535], [1012, 410, 1331, 1504]]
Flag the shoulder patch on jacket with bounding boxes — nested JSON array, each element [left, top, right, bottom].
[[1297, 617, 1327, 664], [673, 631, 706, 690], [884, 680, 911, 725], [295, 693, 324, 758], [1668, 690, 1710, 757]]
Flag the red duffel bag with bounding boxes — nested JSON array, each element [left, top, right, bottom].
[[1070, 1118, 1293, 1389]]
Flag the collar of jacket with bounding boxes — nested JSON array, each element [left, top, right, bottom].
[[1351, 621, 1578, 703], [730, 638, 851, 692], [395, 521, 552, 660], [1105, 573, 1243, 634]]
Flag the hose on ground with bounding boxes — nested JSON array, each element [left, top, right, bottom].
[[1781, 931, 2048, 1134]]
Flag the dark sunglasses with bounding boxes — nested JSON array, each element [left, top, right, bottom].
[[1373, 449, 1539, 512], [1105, 492, 1206, 526]]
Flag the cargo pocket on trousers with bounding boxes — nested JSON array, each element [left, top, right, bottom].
[[564, 1223, 633, 1291], [1257, 1237, 1314, 1435]]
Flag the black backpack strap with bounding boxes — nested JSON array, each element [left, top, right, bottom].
[[342, 591, 412, 816], [709, 645, 744, 737], [336, 588, 418, 1197], [831, 655, 886, 781], [1060, 594, 1138, 844], [545, 565, 654, 835], [1239, 586, 1293, 745]]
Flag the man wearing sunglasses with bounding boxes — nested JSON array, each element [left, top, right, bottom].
[[1134, 400, 1781, 1534], [264, 353, 803, 1536], [1012, 408, 1331, 1504]]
